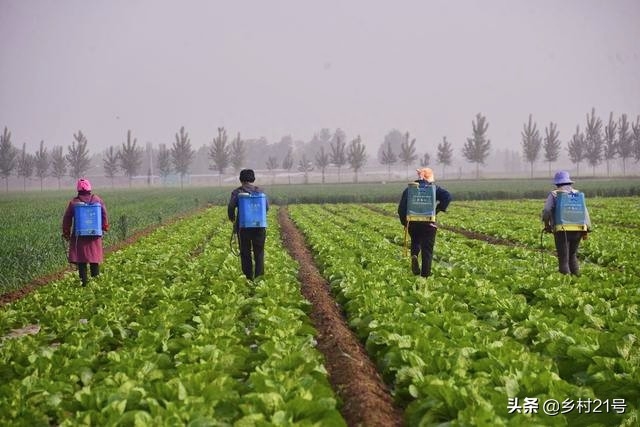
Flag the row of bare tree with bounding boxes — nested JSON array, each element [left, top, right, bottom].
[[0, 114, 483, 191], [521, 109, 640, 178], [2, 109, 639, 191]]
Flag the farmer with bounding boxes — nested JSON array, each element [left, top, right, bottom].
[[542, 171, 591, 275], [397, 167, 451, 277], [62, 178, 109, 286], [228, 169, 269, 280]]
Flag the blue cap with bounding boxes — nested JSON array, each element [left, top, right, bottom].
[[553, 171, 573, 185]]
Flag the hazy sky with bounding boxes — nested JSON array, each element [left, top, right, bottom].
[[1, 0, 639, 156]]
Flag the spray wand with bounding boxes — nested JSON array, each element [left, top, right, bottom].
[[230, 219, 239, 256], [539, 228, 547, 273]]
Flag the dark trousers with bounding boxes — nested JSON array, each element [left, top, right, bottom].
[[409, 223, 437, 277], [238, 227, 266, 280], [554, 231, 583, 275], [77, 263, 100, 285]]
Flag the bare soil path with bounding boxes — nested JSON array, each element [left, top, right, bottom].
[[278, 207, 404, 427]]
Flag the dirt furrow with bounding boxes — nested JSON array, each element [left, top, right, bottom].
[[277, 207, 404, 427]]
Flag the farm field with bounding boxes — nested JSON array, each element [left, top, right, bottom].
[[238, 178, 640, 204], [0, 188, 229, 294], [2, 178, 639, 293], [0, 208, 346, 425], [288, 200, 639, 425], [1, 191, 639, 425]]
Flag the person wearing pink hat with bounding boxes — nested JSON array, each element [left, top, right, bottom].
[[541, 171, 591, 275], [62, 178, 110, 286], [397, 167, 451, 277]]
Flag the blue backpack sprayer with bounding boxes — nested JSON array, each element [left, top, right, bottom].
[[403, 182, 437, 256], [73, 202, 103, 236], [64, 197, 103, 260], [230, 192, 267, 255]]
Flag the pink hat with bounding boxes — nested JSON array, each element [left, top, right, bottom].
[[76, 178, 92, 192]]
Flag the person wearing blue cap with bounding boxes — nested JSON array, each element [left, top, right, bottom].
[[541, 171, 591, 275]]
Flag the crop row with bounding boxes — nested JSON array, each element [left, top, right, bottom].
[[2, 188, 637, 294], [453, 197, 640, 229], [0, 207, 344, 426], [2, 195, 638, 425], [411, 197, 640, 275], [369, 197, 640, 277], [0, 188, 229, 293], [288, 203, 639, 426]]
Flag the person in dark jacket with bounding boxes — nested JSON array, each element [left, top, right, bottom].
[[541, 171, 591, 275], [228, 169, 269, 280], [62, 178, 109, 286], [397, 168, 451, 277]]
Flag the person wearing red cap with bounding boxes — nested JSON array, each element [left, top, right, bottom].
[[541, 171, 591, 275], [228, 169, 269, 280], [62, 178, 109, 286], [397, 168, 451, 277]]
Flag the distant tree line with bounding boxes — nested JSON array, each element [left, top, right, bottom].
[[520, 108, 640, 178], [2, 108, 640, 192]]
